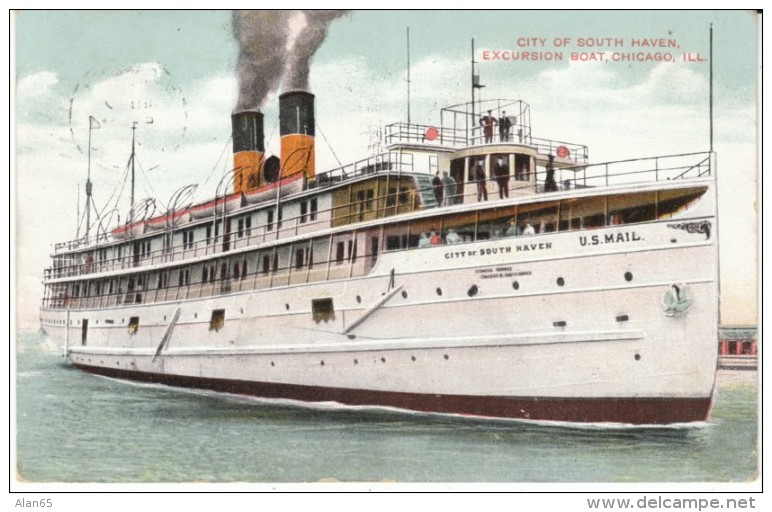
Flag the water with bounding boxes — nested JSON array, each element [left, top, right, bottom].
[[14, 331, 758, 484]]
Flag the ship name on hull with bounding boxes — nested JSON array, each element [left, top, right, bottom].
[[444, 242, 553, 260]]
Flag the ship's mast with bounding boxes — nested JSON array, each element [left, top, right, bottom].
[[471, 38, 485, 136], [709, 23, 714, 152], [406, 26, 411, 125], [130, 121, 137, 222], [83, 115, 100, 243]]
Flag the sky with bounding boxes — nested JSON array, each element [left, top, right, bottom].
[[12, 10, 759, 329]]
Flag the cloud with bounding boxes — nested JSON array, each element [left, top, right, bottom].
[[17, 70, 58, 99]]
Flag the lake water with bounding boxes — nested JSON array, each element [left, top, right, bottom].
[[14, 331, 758, 485]]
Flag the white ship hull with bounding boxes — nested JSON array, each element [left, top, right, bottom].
[[41, 215, 718, 424]]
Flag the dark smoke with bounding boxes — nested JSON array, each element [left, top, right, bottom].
[[233, 10, 348, 111]]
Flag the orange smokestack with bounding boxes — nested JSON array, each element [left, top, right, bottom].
[[279, 90, 315, 180], [232, 110, 265, 193]]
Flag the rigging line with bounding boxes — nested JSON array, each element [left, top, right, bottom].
[[201, 137, 233, 192], [135, 158, 158, 201], [316, 121, 344, 169], [265, 115, 280, 150], [97, 162, 130, 219]]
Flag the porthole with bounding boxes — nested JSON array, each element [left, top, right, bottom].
[[356, 295, 362, 303], [616, 314, 630, 322], [624, 271, 633, 282], [354, 359, 358, 365], [285, 303, 290, 310], [194, 313, 197, 319], [436, 288, 443, 296], [467, 285, 478, 297], [381, 357, 386, 363], [240, 308, 244, 314], [401, 290, 408, 299], [634, 353, 641, 361], [443, 354, 449, 360], [271, 361, 275, 367], [411, 356, 416, 362], [553, 320, 567, 327], [321, 360, 325, 366], [512, 281, 519, 290], [556, 277, 565, 287]]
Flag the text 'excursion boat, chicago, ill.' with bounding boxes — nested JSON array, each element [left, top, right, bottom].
[[40, 27, 719, 426]]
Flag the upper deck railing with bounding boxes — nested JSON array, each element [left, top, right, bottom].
[[384, 98, 589, 164], [308, 151, 414, 190]]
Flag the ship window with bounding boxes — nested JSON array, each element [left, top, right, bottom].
[[238, 218, 245, 237], [386, 235, 401, 251], [209, 309, 225, 331], [245, 216, 252, 236], [310, 198, 318, 220], [163, 233, 172, 253], [241, 260, 248, 280], [206, 225, 212, 245], [233, 260, 240, 279], [336, 242, 345, 264], [272, 253, 278, 272], [583, 213, 605, 228], [262, 254, 270, 274], [300, 201, 308, 223], [366, 189, 374, 210], [295, 248, 305, 269], [312, 298, 335, 323], [202, 266, 208, 283], [386, 187, 397, 207], [349, 239, 357, 262], [398, 187, 409, 205], [183, 230, 195, 250], [267, 209, 274, 231], [178, 268, 190, 286], [128, 316, 139, 335], [277, 207, 283, 229]]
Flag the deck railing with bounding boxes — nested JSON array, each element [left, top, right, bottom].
[[44, 151, 712, 282]]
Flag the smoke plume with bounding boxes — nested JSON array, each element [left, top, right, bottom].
[[233, 10, 348, 111]]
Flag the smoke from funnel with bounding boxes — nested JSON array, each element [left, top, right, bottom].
[[233, 10, 348, 111]]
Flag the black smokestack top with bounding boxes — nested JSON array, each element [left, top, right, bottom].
[[233, 10, 348, 111], [232, 111, 265, 153], [279, 91, 315, 137]]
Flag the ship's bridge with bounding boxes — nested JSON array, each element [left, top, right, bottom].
[[384, 99, 589, 165]]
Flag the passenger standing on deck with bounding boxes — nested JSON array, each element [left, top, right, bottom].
[[474, 160, 488, 201], [505, 218, 520, 237], [522, 223, 535, 235], [493, 157, 510, 199], [431, 171, 444, 206], [445, 229, 463, 244], [498, 111, 512, 142], [418, 232, 431, 248], [429, 229, 442, 245], [441, 171, 457, 206], [480, 110, 497, 143], [544, 155, 558, 192]]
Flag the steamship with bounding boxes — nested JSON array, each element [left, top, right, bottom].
[[40, 89, 719, 425]]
